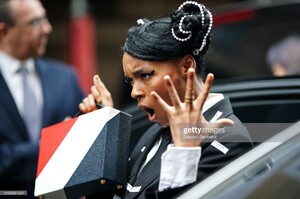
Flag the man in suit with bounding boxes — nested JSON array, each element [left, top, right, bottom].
[[0, 0, 84, 197]]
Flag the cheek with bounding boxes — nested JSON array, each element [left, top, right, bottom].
[[149, 74, 185, 105], [149, 79, 170, 104], [172, 78, 186, 101], [16, 32, 33, 46]]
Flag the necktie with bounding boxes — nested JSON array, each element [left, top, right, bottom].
[[19, 65, 41, 143]]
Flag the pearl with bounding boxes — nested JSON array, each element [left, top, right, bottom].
[[179, 15, 192, 34], [171, 0, 214, 55], [194, 9, 213, 55], [137, 19, 145, 25], [171, 27, 192, 42]]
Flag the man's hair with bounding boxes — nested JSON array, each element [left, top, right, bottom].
[[267, 35, 300, 75], [0, 0, 14, 26]]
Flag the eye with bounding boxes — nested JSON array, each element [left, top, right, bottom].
[[27, 16, 48, 27], [140, 70, 154, 80], [124, 77, 134, 85]]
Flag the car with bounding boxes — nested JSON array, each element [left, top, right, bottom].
[[176, 122, 300, 199]]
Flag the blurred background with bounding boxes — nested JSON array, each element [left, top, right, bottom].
[[40, 0, 300, 108]]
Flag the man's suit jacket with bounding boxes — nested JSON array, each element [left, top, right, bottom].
[[0, 57, 84, 195], [124, 97, 253, 199]]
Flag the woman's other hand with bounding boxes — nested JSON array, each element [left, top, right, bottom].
[[79, 75, 113, 113]]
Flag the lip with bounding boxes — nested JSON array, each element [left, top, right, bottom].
[[139, 104, 156, 122], [40, 37, 48, 47]]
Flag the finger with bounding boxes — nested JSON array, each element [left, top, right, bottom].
[[87, 94, 96, 108], [79, 103, 87, 113], [80, 98, 90, 112], [164, 75, 181, 108], [94, 75, 109, 95], [195, 73, 214, 110], [93, 75, 113, 107], [81, 95, 97, 112], [214, 118, 235, 129], [63, 116, 72, 121], [91, 85, 101, 103], [151, 91, 171, 113], [102, 92, 113, 107], [184, 68, 195, 105]]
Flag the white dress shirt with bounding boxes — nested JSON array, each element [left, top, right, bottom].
[[0, 51, 43, 118]]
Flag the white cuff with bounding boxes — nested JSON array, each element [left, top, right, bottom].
[[158, 144, 201, 191]]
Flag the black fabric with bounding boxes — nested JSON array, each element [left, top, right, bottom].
[[124, 130, 172, 199], [127, 128, 165, 186]]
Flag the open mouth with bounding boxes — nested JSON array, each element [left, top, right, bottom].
[[140, 107, 156, 121]]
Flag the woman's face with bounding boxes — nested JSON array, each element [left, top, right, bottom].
[[122, 52, 187, 127]]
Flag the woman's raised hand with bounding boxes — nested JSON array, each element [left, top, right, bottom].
[[79, 75, 113, 113], [151, 68, 234, 147]]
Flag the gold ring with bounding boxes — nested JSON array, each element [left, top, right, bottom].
[[184, 97, 194, 104]]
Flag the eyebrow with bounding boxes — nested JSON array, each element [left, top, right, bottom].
[[124, 66, 150, 78]]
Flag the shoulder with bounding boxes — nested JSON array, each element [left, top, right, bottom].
[[220, 114, 252, 142], [35, 57, 76, 75]]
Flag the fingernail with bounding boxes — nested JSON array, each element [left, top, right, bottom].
[[94, 75, 99, 80], [164, 75, 170, 80], [151, 91, 157, 99]]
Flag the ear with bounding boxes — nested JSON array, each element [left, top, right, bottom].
[[180, 55, 197, 74], [0, 22, 8, 37]]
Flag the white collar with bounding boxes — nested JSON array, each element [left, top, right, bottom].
[[0, 51, 35, 75], [202, 93, 224, 113]]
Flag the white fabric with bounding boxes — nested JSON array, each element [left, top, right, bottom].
[[0, 51, 43, 117], [202, 93, 224, 113], [211, 140, 229, 154], [159, 145, 201, 191]]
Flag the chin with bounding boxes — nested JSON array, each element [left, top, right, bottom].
[[37, 46, 47, 55], [156, 120, 169, 128], [38, 50, 46, 56]]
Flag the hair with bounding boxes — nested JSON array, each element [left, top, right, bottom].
[[122, 1, 213, 76], [267, 35, 300, 75], [0, 0, 14, 26]]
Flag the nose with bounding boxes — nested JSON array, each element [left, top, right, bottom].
[[131, 82, 144, 100], [42, 18, 52, 34]]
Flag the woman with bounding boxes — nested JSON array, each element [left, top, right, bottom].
[[80, 1, 253, 198]]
